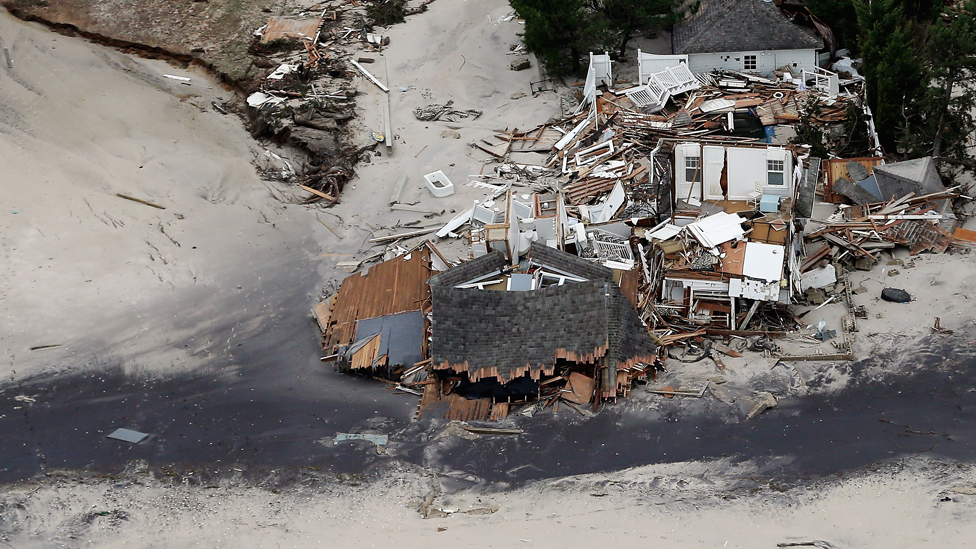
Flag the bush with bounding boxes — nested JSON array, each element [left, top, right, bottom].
[[367, 0, 407, 26]]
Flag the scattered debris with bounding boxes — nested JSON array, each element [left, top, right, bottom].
[[116, 193, 165, 210], [413, 101, 482, 122], [462, 426, 522, 435], [305, 30, 967, 423], [881, 288, 912, 303], [423, 170, 455, 198], [334, 433, 389, 446], [745, 391, 778, 420], [509, 57, 530, 71], [107, 428, 149, 444], [932, 317, 953, 335], [29, 344, 62, 351], [777, 542, 836, 549]]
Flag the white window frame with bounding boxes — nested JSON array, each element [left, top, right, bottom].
[[743, 54, 757, 71], [685, 156, 702, 183], [767, 159, 785, 186]]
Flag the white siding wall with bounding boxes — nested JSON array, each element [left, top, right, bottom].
[[771, 49, 818, 74], [726, 147, 793, 200], [687, 49, 817, 77], [676, 145, 794, 201], [726, 148, 767, 199]]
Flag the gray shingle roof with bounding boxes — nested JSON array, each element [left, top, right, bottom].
[[430, 281, 657, 382], [672, 0, 822, 55], [873, 157, 949, 214], [528, 241, 614, 281], [428, 251, 508, 287]]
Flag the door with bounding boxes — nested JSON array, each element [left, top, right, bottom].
[[703, 145, 726, 201]]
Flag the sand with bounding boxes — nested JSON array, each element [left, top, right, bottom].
[[2, 0, 976, 546], [1, 456, 975, 548], [0, 9, 318, 379]]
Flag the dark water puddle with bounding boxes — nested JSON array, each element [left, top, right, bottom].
[[1, 331, 973, 487], [426, 338, 976, 485]]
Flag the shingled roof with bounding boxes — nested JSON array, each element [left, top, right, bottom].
[[672, 0, 822, 55], [427, 251, 508, 287], [528, 241, 614, 281], [430, 281, 657, 382]]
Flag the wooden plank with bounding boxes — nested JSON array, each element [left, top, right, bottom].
[[463, 425, 521, 435], [116, 193, 165, 209], [350, 59, 390, 93], [312, 297, 334, 333], [953, 227, 976, 244], [488, 402, 509, 421], [711, 340, 742, 358], [261, 16, 323, 43], [562, 372, 595, 404], [800, 243, 831, 272], [301, 185, 336, 201], [368, 228, 438, 243], [350, 334, 382, 370]]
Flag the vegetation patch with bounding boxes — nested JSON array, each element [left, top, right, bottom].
[[367, 0, 407, 27]]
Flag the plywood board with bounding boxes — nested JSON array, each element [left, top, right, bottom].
[[563, 372, 596, 405], [717, 241, 746, 276], [262, 17, 323, 43]]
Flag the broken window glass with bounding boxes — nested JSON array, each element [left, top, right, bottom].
[[767, 159, 785, 185], [744, 55, 757, 71]]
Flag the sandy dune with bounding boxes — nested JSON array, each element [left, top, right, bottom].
[[0, 10, 317, 379]]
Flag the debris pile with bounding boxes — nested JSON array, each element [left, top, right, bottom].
[[311, 38, 967, 421], [243, 2, 428, 204]]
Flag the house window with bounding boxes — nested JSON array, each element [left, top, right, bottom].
[[767, 159, 785, 186], [744, 55, 757, 71], [685, 156, 702, 183]]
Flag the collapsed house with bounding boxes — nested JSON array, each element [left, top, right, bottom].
[[314, 18, 967, 417], [428, 242, 657, 407], [318, 239, 659, 421]]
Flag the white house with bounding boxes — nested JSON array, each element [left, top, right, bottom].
[[673, 142, 798, 203], [671, 0, 822, 77]]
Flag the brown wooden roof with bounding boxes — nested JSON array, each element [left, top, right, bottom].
[[322, 247, 433, 351]]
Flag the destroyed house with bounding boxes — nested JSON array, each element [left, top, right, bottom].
[[673, 142, 798, 208], [636, 140, 806, 330], [671, 0, 822, 77], [428, 243, 658, 403], [316, 243, 448, 377]]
